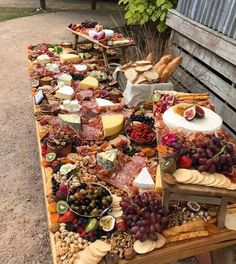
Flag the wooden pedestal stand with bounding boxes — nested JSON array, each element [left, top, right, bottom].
[[67, 28, 136, 68]]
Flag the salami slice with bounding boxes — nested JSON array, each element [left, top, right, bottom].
[[77, 89, 94, 99], [80, 124, 103, 141]]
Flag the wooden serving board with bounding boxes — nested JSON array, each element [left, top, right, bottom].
[[162, 181, 236, 199], [67, 28, 136, 49]]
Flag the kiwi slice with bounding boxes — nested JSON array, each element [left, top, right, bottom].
[[56, 201, 69, 214], [152, 92, 161, 102], [160, 158, 176, 174], [46, 152, 56, 162], [85, 218, 98, 233], [187, 201, 201, 212]]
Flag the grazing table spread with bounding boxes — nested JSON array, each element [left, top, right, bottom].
[[27, 24, 236, 264]]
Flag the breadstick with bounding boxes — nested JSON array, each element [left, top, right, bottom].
[[153, 54, 173, 69], [163, 219, 205, 237], [146, 52, 154, 64], [165, 230, 209, 243], [159, 56, 182, 83]]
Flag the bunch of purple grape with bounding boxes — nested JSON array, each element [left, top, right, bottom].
[[192, 137, 236, 173], [80, 20, 98, 28], [171, 136, 236, 173], [120, 193, 169, 242]]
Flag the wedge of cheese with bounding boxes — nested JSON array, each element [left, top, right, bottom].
[[58, 114, 81, 130], [101, 115, 124, 138], [61, 100, 81, 112], [79, 76, 98, 90], [60, 53, 80, 63], [97, 149, 117, 171], [96, 98, 116, 108], [134, 167, 155, 189], [155, 165, 163, 192], [55, 86, 74, 100]]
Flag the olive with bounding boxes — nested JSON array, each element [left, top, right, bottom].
[[74, 200, 80, 206], [102, 189, 108, 196], [80, 189, 87, 195], [80, 183, 87, 189], [95, 199, 100, 204], [87, 194, 92, 200], [69, 195, 76, 201], [106, 196, 112, 202], [102, 199, 108, 206], [74, 206, 80, 211], [84, 212, 88, 216], [70, 204, 75, 210], [90, 201, 96, 209], [91, 208, 99, 216]]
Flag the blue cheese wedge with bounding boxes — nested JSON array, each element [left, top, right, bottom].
[[134, 167, 155, 189], [97, 149, 118, 171], [58, 114, 81, 130]]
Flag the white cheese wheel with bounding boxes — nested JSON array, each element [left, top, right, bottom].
[[163, 107, 222, 133]]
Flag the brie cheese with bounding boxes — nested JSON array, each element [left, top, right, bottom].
[[96, 98, 116, 108], [58, 114, 81, 130], [134, 167, 155, 189], [55, 86, 74, 100]]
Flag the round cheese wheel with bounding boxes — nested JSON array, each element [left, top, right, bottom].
[[163, 107, 222, 133]]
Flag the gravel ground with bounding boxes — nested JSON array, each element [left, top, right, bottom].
[[0, 11, 199, 264]]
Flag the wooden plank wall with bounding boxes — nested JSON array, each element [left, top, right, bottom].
[[166, 10, 236, 138]]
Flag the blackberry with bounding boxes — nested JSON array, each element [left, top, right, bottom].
[[70, 73, 84, 81], [130, 114, 154, 127]]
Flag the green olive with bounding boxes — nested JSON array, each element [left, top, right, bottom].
[[69, 195, 76, 201], [80, 189, 87, 195], [106, 195, 112, 202], [91, 208, 99, 216], [102, 199, 108, 206]]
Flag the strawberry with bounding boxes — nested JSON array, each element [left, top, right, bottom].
[[80, 231, 86, 238], [59, 211, 74, 223], [116, 221, 127, 231], [118, 139, 127, 146], [179, 155, 193, 169]]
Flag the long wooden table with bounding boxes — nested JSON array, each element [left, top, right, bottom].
[[34, 120, 236, 264], [67, 28, 136, 68]]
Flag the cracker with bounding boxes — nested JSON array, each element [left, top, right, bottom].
[[155, 233, 166, 249], [124, 68, 139, 83], [143, 69, 159, 82], [136, 60, 152, 66], [134, 239, 156, 254]]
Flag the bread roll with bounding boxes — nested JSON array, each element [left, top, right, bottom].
[[156, 64, 167, 76], [159, 56, 182, 83]]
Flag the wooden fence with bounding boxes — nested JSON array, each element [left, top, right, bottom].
[[166, 9, 236, 138]]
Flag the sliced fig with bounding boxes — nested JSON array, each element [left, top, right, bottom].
[[195, 105, 205, 118], [184, 106, 196, 121]]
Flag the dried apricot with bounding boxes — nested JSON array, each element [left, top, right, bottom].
[[50, 213, 60, 224], [48, 202, 57, 213]]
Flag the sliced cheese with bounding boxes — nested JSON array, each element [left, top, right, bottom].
[[134, 167, 155, 189], [79, 76, 98, 90], [58, 114, 81, 130], [60, 53, 80, 63], [55, 86, 74, 100], [37, 54, 51, 65], [101, 115, 124, 137], [155, 165, 163, 192], [96, 98, 116, 108]]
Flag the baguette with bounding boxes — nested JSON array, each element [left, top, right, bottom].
[[154, 54, 173, 69], [159, 56, 182, 83], [155, 64, 167, 76], [146, 53, 154, 64]]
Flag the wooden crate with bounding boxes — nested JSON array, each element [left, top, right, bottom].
[[166, 9, 236, 138]]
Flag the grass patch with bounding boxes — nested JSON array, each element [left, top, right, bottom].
[[0, 7, 57, 22]]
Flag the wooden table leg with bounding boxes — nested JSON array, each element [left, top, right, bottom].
[[217, 197, 228, 228], [121, 47, 128, 64], [162, 189, 171, 215], [211, 245, 236, 264], [102, 48, 109, 69], [74, 34, 79, 50]]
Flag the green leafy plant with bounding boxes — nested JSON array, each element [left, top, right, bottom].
[[118, 0, 177, 32]]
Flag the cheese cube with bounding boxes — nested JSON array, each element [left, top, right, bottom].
[[79, 76, 98, 90], [60, 53, 80, 63], [101, 115, 124, 137], [58, 73, 72, 86], [55, 86, 74, 100], [134, 167, 155, 189]]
